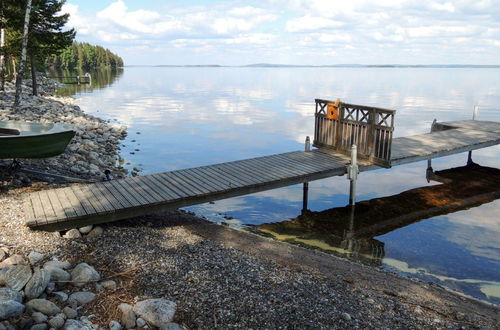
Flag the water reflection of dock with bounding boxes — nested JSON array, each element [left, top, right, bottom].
[[257, 163, 500, 265]]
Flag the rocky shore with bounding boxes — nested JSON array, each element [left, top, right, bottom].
[[0, 78, 499, 329], [0, 79, 127, 186]]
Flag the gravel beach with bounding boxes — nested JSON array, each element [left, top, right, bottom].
[[1, 79, 499, 329]]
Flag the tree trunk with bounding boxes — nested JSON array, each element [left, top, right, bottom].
[[0, 28, 4, 91], [14, 0, 33, 107], [30, 53, 37, 96]]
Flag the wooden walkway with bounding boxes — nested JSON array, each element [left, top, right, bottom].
[[24, 120, 500, 231]]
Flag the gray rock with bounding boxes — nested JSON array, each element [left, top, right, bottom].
[[0, 255, 27, 267], [70, 263, 100, 287], [0, 300, 25, 320], [62, 307, 77, 319], [99, 280, 116, 290], [32, 312, 48, 323], [44, 266, 71, 282], [0, 250, 6, 262], [68, 292, 95, 306], [25, 299, 61, 316], [133, 299, 177, 327], [63, 319, 92, 330], [63, 229, 81, 239], [117, 303, 135, 329], [43, 261, 71, 270], [160, 323, 183, 330], [25, 268, 51, 299], [136, 318, 146, 327], [342, 312, 352, 321], [49, 315, 65, 329], [28, 252, 45, 266], [108, 320, 122, 330], [52, 292, 68, 303], [0, 288, 23, 303], [86, 226, 104, 238], [78, 226, 93, 234], [29, 324, 47, 330], [5, 265, 32, 291], [0, 269, 7, 286], [45, 282, 56, 294]]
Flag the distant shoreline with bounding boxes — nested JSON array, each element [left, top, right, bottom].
[[124, 64, 500, 68]]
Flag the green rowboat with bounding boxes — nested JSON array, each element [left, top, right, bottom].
[[0, 121, 75, 159]]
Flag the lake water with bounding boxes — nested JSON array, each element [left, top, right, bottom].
[[54, 67, 500, 304]]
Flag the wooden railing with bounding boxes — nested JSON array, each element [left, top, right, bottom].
[[313, 99, 396, 167]]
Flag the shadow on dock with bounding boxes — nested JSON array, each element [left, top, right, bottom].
[[254, 163, 500, 265]]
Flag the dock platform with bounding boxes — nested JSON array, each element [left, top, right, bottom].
[[24, 120, 500, 231]]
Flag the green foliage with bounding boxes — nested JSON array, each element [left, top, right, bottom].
[[45, 42, 124, 70]]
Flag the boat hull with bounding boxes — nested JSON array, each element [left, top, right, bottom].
[[0, 121, 76, 159]]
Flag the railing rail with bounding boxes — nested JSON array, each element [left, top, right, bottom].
[[313, 98, 396, 167]]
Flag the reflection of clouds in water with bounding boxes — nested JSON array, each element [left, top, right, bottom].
[[447, 200, 500, 233]]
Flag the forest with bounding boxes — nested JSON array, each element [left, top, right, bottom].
[[45, 42, 124, 71], [0, 0, 122, 101]]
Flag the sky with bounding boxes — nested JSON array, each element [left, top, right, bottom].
[[61, 0, 500, 66]]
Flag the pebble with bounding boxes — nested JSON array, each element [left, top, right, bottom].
[[63, 306, 78, 319], [136, 318, 147, 327], [29, 324, 47, 330], [25, 299, 61, 316], [117, 303, 136, 328], [68, 292, 95, 306], [52, 292, 68, 303], [27, 252, 45, 266], [86, 226, 104, 238], [99, 280, 116, 291], [63, 229, 81, 239], [0, 255, 28, 267], [48, 315, 65, 328], [63, 319, 93, 330], [31, 312, 48, 323], [109, 320, 122, 330], [43, 261, 71, 270], [160, 323, 183, 330], [342, 312, 352, 321], [78, 226, 93, 234], [0, 300, 25, 320]]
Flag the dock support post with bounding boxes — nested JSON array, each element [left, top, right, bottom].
[[305, 136, 311, 152], [347, 144, 359, 206], [427, 119, 437, 171], [302, 182, 309, 214], [467, 105, 479, 165]]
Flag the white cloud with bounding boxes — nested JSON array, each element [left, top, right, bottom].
[[62, 0, 500, 65]]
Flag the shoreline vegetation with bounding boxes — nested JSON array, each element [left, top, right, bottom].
[[0, 77, 499, 329]]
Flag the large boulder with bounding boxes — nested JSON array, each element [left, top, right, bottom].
[[5, 265, 32, 291], [25, 268, 50, 299], [133, 299, 177, 328], [70, 263, 100, 287], [0, 300, 25, 320]]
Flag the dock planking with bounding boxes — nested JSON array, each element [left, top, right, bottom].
[[24, 120, 500, 231]]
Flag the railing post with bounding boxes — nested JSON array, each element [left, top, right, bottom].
[[305, 136, 311, 152], [347, 144, 359, 205]]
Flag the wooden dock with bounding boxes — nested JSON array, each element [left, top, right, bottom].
[[24, 119, 500, 231]]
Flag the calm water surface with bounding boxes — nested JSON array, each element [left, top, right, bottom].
[[55, 67, 500, 304]]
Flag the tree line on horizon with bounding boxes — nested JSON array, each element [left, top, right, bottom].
[[0, 0, 123, 105], [45, 42, 124, 71]]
